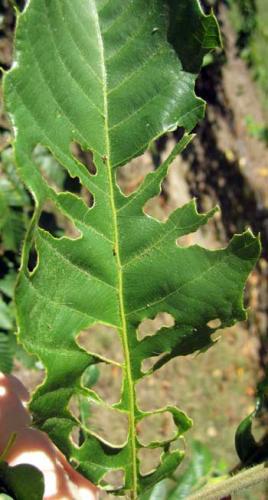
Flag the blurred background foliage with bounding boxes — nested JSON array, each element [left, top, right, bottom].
[[228, 0, 268, 102], [0, 0, 268, 498]]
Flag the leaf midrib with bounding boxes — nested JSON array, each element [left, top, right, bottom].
[[92, 3, 138, 496]]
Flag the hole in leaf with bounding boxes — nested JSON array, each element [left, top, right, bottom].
[[39, 210, 61, 238], [63, 173, 82, 194], [38, 201, 81, 239], [137, 312, 175, 341], [93, 364, 122, 406], [68, 394, 80, 420], [84, 400, 128, 447], [141, 354, 164, 374], [176, 218, 220, 249], [116, 151, 154, 195], [77, 324, 123, 365], [33, 144, 94, 207], [80, 187, 94, 208], [169, 437, 185, 453], [207, 318, 222, 329], [27, 243, 38, 273], [176, 234, 197, 248], [68, 394, 128, 447], [101, 470, 125, 490], [68, 394, 102, 447], [138, 448, 162, 475], [33, 145, 66, 191], [137, 412, 176, 447], [69, 427, 80, 448], [144, 142, 188, 222], [136, 366, 175, 413], [70, 142, 96, 176]]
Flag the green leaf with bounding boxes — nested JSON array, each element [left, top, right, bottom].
[[169, 441, 213, 499], [78, 365, 100, 444], [33, 145, 66, 190], [0, 147, 30, 252], [0, 302, 13, 331], [4, 0, 260, 497], [0, 209, 25, 253], [0, 148, 30, 209], [0, 462, 44, 500], [83, 364, 100, 389], [235, 412, 258, 465], [0, 334, 13, 374], [139, 479, 169, 500], [167, 0, 222, 73], [235, 381, 268, 465], [0, 272, 17, 300]]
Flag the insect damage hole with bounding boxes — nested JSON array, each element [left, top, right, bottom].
[[70, 142, 96, 176], [101, 470, 125, 491], [69, 426, 81, 448], [136, 361, 180, 413], [77, 324, 124, 365], [38, 200, 81, 239], [141, 354, 165, 374], [138, 448, 162, 476], [27, 242, 38, 273], [116, 150, 154, 195], [90, 363, 122, 406], [33, 144, 66, 192], [207, 318, 222, 329], [169, 436, 185, 453], [33, 144, 95, 208], [144, 143, 188, 222], [70, 142, 96, 207], [138, 312, 175, 341], [84, 400, 128, 447], [137, 412, 177, 447], [80, 360, 122, 406]]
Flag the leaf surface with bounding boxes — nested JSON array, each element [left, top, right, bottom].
[[167, 0, 222, 72], [169, 441, 213, 499], [235, 381, 268, 466], [0, 462, 44, 500], [4, 0, 259, 496]]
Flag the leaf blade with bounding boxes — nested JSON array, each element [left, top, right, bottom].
[[4, 0, 260, 496]]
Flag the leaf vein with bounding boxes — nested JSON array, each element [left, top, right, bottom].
[[108, 48, 166, 96], [60, 0, 103, 85], [39, 231, 116, 291], [126, 250, 246, 316]]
